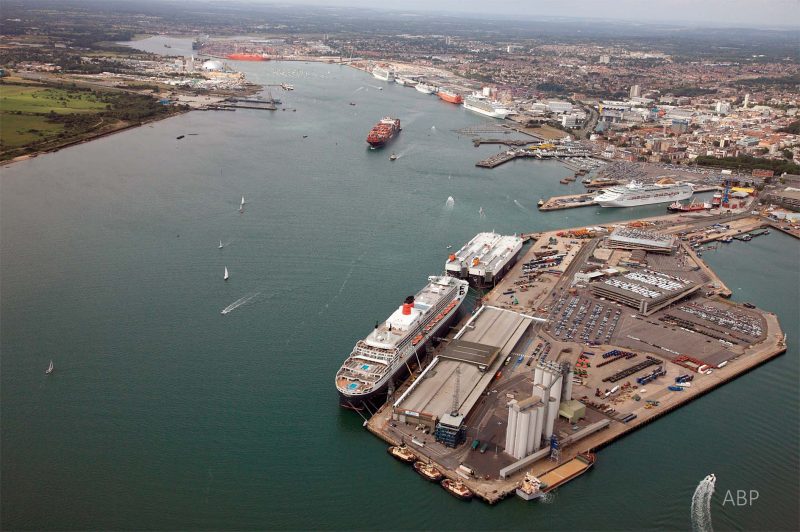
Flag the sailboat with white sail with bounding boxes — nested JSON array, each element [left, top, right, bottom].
[[219, 240, 224, 249], [224, 267, 229, 281], [45, 360, 54, 375]]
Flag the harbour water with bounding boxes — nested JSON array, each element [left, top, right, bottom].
[[1, 39, 798, 529]]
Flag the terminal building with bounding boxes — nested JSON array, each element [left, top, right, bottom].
[[590, 269, 700, 316], [391, 306, 541, 446], [607, 227, 677, 254]]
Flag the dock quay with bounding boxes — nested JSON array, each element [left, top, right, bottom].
[[476, 149, 594, 169], [472, 138, 532, 147], [539, 192, 598, 211], [362, 210, 786, 505]]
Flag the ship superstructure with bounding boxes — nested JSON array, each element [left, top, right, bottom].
[[446, 232, 524, 287], [463, 94, 509, 119], [595, 179, 693, 208], [335, 275, 469, 409], [372, 66, 395, 82]]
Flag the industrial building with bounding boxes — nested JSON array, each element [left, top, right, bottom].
[[504, 362, 573, 460], [590, 268, 700, 316], [391, 306, 540, 444], [607, 227, 677, 254]]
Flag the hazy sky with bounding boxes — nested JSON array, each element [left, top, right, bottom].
[[258, 0, 800, 28]]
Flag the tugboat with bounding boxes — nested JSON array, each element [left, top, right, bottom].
[[389, 153, 398, 161], [387, 444, 417, 464], [413, 461, 443, 482], [516, 472, 543, 500], [537, 198, 544, 208], [441, 478, 473, 500]]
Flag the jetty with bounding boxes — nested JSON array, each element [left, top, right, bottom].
[[539, 192, 598, 211]]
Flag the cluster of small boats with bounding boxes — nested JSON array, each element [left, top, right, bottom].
[[387, 444, 474, 500]]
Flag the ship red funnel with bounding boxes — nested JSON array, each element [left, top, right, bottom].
[[402, 295, 415, 315]]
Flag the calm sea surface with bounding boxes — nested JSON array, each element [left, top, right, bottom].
[[1, 37, 797, 530]]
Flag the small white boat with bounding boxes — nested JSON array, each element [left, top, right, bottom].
[[45, 360, 54, 375], [389, 153, 397, 161], [224, 267, 229, 281]]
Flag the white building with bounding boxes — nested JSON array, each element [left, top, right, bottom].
[[630, 84, 641, 98], [715, 101, 731, 115]]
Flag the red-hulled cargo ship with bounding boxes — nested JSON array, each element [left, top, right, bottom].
[[226, 53, 269, 61], [438, 89, 463, 104], [366, 117, 401, 148]]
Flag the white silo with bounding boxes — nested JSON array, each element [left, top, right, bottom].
[[533, 365, 543, 387], [525, 409, 539, 455], [505, 402, 518, 454], [550, 375, 563, 407], [533, 402, 545, 450], [542, 368, 552, 388], [563, 370, 574, 402], [544, 397, 558, 440], [515, 411, 530, 459]]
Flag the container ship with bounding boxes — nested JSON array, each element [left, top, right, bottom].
[[463, 94, 509, 119], [595, 179, 692, 208], [668, 199, 712, 212], [335, 275, 469, 410], [366, 117, 401, 148], [438, 89, 463, 104], [372, 66, 395, 82], [226, 53, 269, 61], [446, 232, 524, 287]]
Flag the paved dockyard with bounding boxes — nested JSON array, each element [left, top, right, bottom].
[[365, 211, 787, 505]]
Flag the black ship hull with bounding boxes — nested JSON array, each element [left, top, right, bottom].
[[468, 246, 524, 288]]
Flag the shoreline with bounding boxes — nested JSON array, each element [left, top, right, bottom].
[[1, 108, 188, 168]]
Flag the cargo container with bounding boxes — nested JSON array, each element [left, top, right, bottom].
[[668, 385, 684, 391]]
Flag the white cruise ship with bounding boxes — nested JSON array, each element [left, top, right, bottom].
[[372, 66, 394, 82], [463, 94, 509, 119], [595, 180, 693, 208], [446, 232, 524, 287], [335, 275, 468, 410]]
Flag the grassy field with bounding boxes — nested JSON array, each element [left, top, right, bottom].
[[0, 113, 65, 148], [1, 78, 175, 160], [1, 84, 107, 114]]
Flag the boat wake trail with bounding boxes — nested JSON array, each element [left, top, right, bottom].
[[691, 474, 716, 532], [514, 199, 530, 212], [321, 252, 366, 315], [220, 292, 260, 315], [539, 492, 555, 504], [354, 86, 364, 93]]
